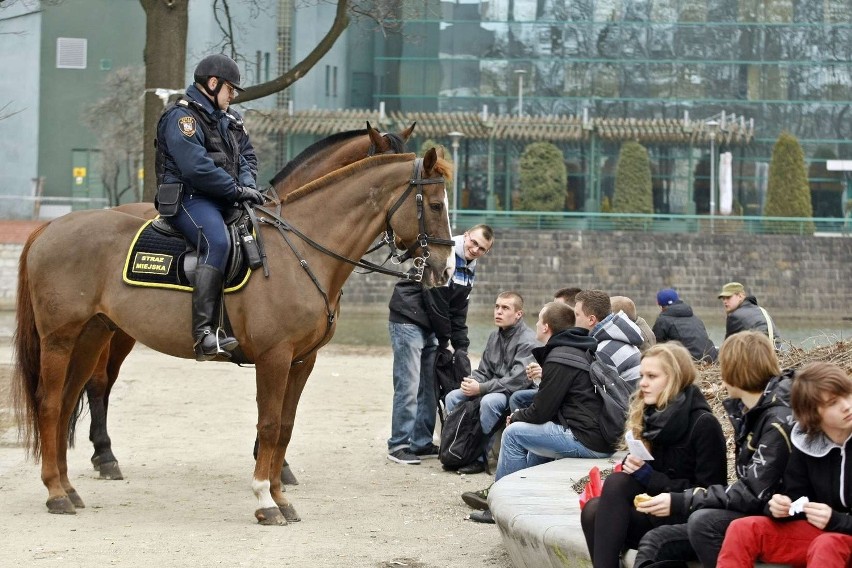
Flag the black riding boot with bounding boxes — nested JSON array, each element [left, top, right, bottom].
[[192, 264, 238, 361]]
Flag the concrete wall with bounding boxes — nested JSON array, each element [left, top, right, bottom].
[[1, 223, 849, 314]]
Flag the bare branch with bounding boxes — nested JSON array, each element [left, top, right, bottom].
[[236, 0, 350, 102], [0, 101, 25, 121]]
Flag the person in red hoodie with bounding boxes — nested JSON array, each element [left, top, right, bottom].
[[717, 361, 852, 568]]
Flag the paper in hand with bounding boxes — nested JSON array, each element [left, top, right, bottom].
[[789, 496, 809, 516], [625, 431, 654, 461]]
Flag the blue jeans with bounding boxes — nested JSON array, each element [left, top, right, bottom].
[[388, 322, 438, 453], [445, 389, 509, 436], [509, 388, 537, 412], [494, 421, 612, 481]]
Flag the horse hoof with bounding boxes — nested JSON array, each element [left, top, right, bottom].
[[46, 496, 77, 514], [279, 503, 301, 522], [98, 461, 124, 480], [66, 489, 86, 509], [280, 464, 299, 486], [255, 507, 287, 526]]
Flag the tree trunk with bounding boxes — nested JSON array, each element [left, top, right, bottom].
[[141, 0, 189, 202]]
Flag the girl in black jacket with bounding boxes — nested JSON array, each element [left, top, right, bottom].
[[717, 361, 852, 567], [581, 343, 727, 568]]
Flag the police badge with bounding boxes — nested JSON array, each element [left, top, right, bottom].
[[178, 116, 196, 137]]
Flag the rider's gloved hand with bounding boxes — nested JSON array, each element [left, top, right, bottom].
[[236, 186, 264, 205]]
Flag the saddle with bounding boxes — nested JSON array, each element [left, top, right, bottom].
[[123, 207, 255, 292]]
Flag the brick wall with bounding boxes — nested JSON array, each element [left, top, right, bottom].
[[1, 221, 849, 313]]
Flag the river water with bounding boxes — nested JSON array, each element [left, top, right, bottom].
[[331, 306, 851, 352]]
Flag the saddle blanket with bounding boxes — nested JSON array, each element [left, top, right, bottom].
[[123, 220, 251, 293]]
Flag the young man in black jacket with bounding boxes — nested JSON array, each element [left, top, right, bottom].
[[386, 225, 493, 465], [465, 301, 614, 523]]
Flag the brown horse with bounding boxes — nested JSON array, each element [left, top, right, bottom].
[[83, 123, 415, 482], [13, 150, 453, 525]]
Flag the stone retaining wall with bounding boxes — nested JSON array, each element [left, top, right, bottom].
[[1, 221, 849, 314]]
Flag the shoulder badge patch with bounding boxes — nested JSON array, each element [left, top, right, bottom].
[[178, 116, 196, 137]]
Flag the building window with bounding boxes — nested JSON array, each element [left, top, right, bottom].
[[57, 37, 87, 69], [332, 65, 338, 98]]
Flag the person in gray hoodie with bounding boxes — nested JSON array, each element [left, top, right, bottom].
[[443, 291, 540, 474]]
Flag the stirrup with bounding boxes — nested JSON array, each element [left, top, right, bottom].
[[194, 330, 238, 362]]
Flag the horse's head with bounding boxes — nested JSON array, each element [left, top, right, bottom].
[[387, 147, 454, 288]]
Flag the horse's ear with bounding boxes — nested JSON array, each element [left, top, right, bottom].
[[423, 147, 437, 173], [400, 121, 416, 141], [434, 145, 445, 160], [367, 121, 386, 150]]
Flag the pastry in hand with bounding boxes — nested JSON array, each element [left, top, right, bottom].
[[634, 493, 652, 508]]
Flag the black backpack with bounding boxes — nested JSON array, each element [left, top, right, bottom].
[[439, 399, 490, 470], [548, 350, 633, 448]]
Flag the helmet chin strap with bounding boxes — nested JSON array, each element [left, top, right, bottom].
[[200, 77, 224, 102]]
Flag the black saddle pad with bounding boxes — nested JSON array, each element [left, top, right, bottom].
[[123, 220, 251, 292]]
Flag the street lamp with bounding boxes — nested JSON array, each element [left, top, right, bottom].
[[514, 69, 527, 117], [706, 120, 719, 224], [448, 131, 464, 230]]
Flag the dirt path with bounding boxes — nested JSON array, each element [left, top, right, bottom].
[[0, 343, 511, 568]]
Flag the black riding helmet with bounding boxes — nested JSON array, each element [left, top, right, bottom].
[[194, 54, 244, 98]]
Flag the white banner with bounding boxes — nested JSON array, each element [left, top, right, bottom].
[[719, 152, 733, 215]]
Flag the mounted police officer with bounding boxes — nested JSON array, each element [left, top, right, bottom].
[[155, 53, 263, 361]]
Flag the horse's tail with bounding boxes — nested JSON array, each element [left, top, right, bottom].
[[11, 222, 48, 460]]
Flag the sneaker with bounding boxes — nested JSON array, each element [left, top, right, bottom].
[[457, 460, 486, 475], [387, 449, 421, 465], [412, 443, 440, 459], [461, 486, 490, 510], [468, 509, 494, 524]]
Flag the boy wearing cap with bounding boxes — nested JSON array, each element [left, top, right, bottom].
[[718, 282, 781, 349], [652, 289, 718, 363]]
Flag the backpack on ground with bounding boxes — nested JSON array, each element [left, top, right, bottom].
[[547, 350, 633, 448], [439, 399, 485, 470]]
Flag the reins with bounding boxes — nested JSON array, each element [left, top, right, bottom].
[[252, 157, 452, 364]]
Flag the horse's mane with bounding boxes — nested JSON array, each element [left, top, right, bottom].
[[286, 152, 464, 207], [268, 129, 367, 187]]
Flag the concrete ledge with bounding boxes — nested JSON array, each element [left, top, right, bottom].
[[489, 457, 791, 568]]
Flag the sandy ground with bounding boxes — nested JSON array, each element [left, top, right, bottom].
[[0, 342, 512, 568]]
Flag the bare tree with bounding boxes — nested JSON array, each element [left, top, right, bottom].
[[140, 0, 407, 201], [82, 67, 145, 206]]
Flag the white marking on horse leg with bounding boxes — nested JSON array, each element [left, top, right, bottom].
[[251, 478, 277, 509]]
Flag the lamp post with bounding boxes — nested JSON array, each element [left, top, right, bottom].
[[448, 131, 464, 230], [706, 119, 719, 229], [514, 69, 527, 117]]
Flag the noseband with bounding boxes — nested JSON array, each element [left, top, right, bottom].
[[382, 158, 455, 282]]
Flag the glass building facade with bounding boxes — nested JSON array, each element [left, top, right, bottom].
[[361, 0, 851, 216]]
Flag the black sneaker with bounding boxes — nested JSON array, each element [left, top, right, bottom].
[[457, 460, 486, 475], [461, 486, 490, 510], [468, 509, 494, 524], [387, 449, 421, 465], [412, 443, 440, 459]]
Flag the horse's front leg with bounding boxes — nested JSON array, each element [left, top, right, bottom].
[[271, 353, 317, 522], [252, 348, 293, 526]]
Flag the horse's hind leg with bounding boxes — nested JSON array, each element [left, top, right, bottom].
[[37, 329, 84, 514], [48, 319, 115, 513], [87, 329, 135, 480]]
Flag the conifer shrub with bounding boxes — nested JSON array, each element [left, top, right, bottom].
[[764, 132, 814, 234], [613, 141, 653, 229], [518, 142, 567, 212]]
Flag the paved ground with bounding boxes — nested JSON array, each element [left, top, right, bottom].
[[0, 342, 511, 568]]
